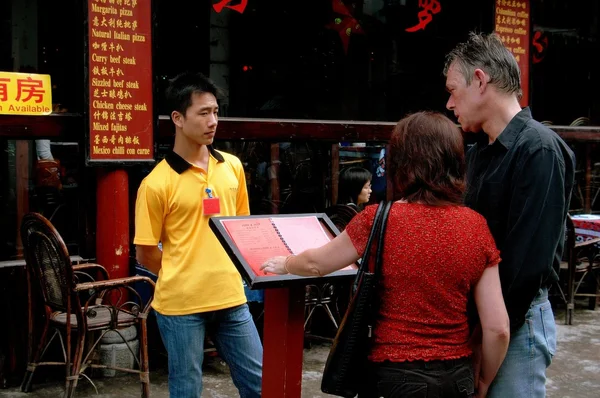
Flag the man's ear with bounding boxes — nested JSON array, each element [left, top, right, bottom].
[[171, 110, 184, 128], [473, 68, 489, 93]]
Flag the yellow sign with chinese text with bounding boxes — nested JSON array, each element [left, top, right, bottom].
[[0, 71, 52, 115]]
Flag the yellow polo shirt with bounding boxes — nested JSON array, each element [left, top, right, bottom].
[[134, 147, 249, 315]]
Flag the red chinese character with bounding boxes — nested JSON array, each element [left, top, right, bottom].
[[406, 0, 442, 32], [0, 78, 10, 101], [532, 30, 548, 64], [213, 0, 247, 14], [15, 77, 45, 103]]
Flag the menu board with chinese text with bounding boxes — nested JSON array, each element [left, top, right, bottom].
[[86, 0, 154, 163], [494, 0, 530, 107]]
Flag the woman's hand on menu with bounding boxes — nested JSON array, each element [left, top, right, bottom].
[[261, 256, 289, 275]]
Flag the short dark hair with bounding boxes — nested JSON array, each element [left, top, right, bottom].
[[444, 32, 522, 99], [337, 167, 372, 205], [165, 71, 220, 116], [389, 111, 465, 206]]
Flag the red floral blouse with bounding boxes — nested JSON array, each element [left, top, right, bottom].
[[345, 202, 500, 362]]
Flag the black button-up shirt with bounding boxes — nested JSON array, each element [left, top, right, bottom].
[[465, 108, 575, 330]]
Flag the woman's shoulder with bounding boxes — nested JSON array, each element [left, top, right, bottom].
[[363, 202, 487, 223], [401, 204, 490, 229], [452, 206, 488, 224]]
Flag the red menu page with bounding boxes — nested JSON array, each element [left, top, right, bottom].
[[222, 218, 291, 275], [221, 216, 355, 275], [270, 217, 354, 270]]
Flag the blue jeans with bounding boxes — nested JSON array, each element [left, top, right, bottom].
[[488, 289, 556, 398], [156, 304, 263, 398]]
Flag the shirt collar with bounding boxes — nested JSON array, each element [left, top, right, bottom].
[[495, 107, 532, 150], [165, 145, 225, 174]]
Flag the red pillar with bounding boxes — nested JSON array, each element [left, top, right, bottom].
[[262, 285, 305, 397], [96, 169, 130, 281]]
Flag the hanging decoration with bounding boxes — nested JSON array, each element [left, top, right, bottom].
[[405, 0, 442, 32], [325, 0, 365, 54], [213, 0, 248, 14]]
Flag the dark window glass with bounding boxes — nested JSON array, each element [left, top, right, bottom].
[[155, 0, 491, 120], [531, 0, 600, 125]]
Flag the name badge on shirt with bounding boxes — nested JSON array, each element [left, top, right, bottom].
[[203, 197, 221, 215]]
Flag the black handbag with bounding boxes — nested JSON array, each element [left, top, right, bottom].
[[321, 200, 392, 397]]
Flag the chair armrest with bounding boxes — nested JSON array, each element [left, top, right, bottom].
[[72, 263, 110, 281], [75, 276, 156, 312], [74, 275, 156, 292]]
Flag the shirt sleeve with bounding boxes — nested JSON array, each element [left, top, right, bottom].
[[35, 140, 54, 160], [344, 204, 378, 257], [234, 159, 250, 216], [481, 222, 501, 269], [501, 147, 568, 327], [133, 179, 165, 246]]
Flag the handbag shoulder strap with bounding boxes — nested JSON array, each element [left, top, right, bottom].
[[357, 201, 386, 273], [374, 200, 393, 276], [352, 201, 386, 291]]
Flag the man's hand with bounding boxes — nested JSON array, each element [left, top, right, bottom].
[[476, 378, 490, 398], [472, 342, 482, 391], [135, 245, 163, 275], [469, 323, 483, 392]]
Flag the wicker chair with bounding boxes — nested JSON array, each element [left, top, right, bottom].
[[570, 117, 590, 127], [324, 204, 359, 233], [20, 213, 155, 397], [560, 214, 600, 325]]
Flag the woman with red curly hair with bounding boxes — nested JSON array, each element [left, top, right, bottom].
[[262, 111, 509, 398]]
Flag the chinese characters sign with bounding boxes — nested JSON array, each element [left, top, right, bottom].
[[0, 72, 52, 115], [87, 0, 154, 162], [494, 0, 530, 106]]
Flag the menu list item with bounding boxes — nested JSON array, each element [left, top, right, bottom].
[[87, 0, 154, 161], [494, 0, 530, 107]]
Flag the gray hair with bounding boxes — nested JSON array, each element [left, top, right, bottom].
[[443, 32, 522, 99]]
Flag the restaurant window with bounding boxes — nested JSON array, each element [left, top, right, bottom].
[[530, 0, 600, 126], [38, 0, 85, 113], [0, 139, 89, 262], [529, 0, 600, 213], [155, 0, 493, 121], [0, 0, 89, 262]]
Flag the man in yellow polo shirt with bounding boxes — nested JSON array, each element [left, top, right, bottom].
[[134, 72, 262, 398]]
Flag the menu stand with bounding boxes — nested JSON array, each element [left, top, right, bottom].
[[209, 214, 356, 397], [262, 286, 305, 397]]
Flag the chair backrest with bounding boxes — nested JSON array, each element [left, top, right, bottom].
[[570, 116, 590, 127], [324, 204, 359, 232], [20, 212, 77, 313]]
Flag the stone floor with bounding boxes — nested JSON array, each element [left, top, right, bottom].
[[1, 307, 599, 398]]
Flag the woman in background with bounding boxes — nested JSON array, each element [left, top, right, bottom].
[[337, 166, 372, 211], [262, 111, 510, 398]]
